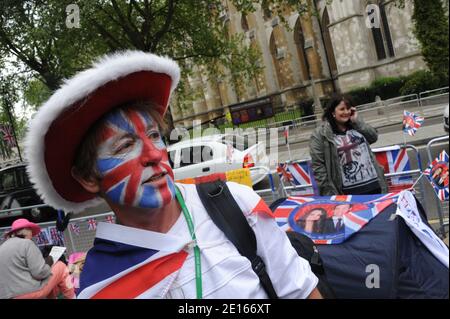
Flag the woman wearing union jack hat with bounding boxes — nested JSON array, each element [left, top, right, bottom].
[[25, 51, 321, 299]]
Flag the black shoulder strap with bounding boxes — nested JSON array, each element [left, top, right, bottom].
[[196, 180, 278, 299]]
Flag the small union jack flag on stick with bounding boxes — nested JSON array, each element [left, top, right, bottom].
[[87, 218, 97, 231], [402, 110, 424, 136], [105, 215, 115, 224], [69, 223, 80, 235]]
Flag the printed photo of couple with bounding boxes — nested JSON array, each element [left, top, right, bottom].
[[293, 203, 351, 235], [431, 163, 449, 189]]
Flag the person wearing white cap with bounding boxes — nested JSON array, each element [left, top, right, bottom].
[[25, 51, 321, 299], [0, 218, 75, 299]]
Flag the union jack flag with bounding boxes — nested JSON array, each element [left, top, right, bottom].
[[273, 193, 399, 244], [35, 228, 50, 246], [373, 145, 413, 191], [424, 150, 449, 201], [69, 223, 80, 235], [277, 161, 315, 196], [87, 218, 97, 231], [49, 227, 65, 246], [402, 110, 424, 136], [78, 222, 190, 299], [0, 124, 16, 147], [105, 215, 115, 223]]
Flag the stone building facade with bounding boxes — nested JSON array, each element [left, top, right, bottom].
[[171, 0, 428, 128]]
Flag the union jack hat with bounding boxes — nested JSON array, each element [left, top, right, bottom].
[[24, 51, 180, 213]]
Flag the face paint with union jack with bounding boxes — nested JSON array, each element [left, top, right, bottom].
[[96, 108, 176, 209]]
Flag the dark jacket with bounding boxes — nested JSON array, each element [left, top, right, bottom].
[[309, 118, 388, 196]]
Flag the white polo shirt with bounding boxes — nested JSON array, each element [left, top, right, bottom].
[[78, 182, 318, 299], [165, 182, 318, 299]]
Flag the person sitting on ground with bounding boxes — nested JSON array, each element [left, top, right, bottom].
[[0, 218, 75, 299], [40, 245, 75, 299], [68, 252, 86, 295], [25, 51, 321, 299]]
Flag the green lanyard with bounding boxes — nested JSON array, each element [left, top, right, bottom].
[[175, 186, 202, 299]]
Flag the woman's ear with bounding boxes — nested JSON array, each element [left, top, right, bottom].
[[71, 167, 101, 194]]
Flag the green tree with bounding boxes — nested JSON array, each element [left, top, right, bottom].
[[412, 0, 449, 81], [396, 0, 449, 81], [1, 0, 313, 129]]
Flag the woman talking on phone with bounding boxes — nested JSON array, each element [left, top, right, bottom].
[[309, 94, 387, 196]]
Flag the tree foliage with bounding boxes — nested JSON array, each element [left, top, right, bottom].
[[411, 0, 449, 81]]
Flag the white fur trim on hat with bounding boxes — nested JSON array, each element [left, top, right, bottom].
[[25, 50, 180, 213]]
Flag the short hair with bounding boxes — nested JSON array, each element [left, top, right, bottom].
[[72, 100, 167, 181]]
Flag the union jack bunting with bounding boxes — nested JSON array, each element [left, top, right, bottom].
[[34, 228, 50, 246], [373, 145, 413, 191], [78, 222, 190, 299], [105, 215, 115, 223], [273, 193, 399, 244], [69, 223, 80, 235], [402, 110, 424, 136], [49, 227, 65, 246], [424, 150, 449, 201], [87, 218, 97, 231]]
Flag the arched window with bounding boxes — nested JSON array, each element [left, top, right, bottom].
[[293, 18, 310, 81], [241, 14, 249, 32], [270, 31, 288, 89], [321, 8, 338, 76], [367, 1, 395, 60]]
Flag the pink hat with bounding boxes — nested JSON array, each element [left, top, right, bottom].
[[6, 218, 41, 238]]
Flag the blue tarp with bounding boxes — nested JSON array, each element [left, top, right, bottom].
[[316, 202, 449, 299]]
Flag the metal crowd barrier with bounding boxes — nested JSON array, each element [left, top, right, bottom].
[[276, 159, 316, 198], [275, 144, 427, 206], [426, 136, 449, 238], [0, 207, 115, 256], [228, 87, 448, 148], [251, 166, 278, 205]]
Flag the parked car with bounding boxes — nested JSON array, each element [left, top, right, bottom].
[[0, 162, 57, 223], [444, 104, 449, 133], [167, 134, 270, 185]]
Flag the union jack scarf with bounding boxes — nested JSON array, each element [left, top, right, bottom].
[[77, 222, 190, 299], [424, 150, 449, 201], [274, 193, 399, 244], [402, 110, 424, 136]]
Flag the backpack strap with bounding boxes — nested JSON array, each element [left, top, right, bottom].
[[196, 180, 279, 299]]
